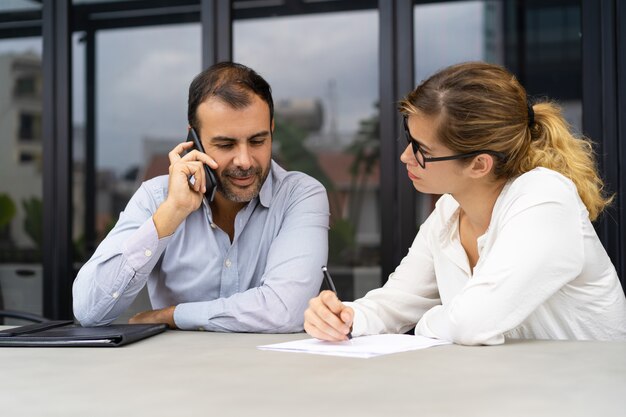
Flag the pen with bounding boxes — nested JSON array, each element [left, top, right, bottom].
[[321, 266, 352, 340]]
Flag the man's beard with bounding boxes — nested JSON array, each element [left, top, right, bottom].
[[217, 165, 269, 203]]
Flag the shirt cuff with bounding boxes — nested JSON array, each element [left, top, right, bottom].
[[122, 217, 172, 274], [344, 301, 367, 337], [174, 302, 210, 330]]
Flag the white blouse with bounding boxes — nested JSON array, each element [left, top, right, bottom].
[[349, 167, 626, 345]]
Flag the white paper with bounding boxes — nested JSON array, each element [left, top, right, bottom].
[[257, 334, 451, 358]]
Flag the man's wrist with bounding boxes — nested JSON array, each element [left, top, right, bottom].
[[163, 305, 177, 329], [153, 199, 188, 238]]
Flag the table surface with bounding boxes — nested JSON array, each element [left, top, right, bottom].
[[1, 329, 625, 417]]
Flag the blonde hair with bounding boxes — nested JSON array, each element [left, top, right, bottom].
[[399, 61, 612, 221]]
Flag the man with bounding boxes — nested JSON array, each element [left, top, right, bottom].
[[73, 62, 329, 332]]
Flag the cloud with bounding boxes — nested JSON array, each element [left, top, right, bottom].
[[414, 2, 485, 82], [94, 25, 201, 172], [233, 11, 379, 134]]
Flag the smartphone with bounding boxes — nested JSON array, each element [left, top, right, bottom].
[[187, 127, 217, 202]]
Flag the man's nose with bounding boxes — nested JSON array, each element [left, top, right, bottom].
[[234, 144, 252, 170]]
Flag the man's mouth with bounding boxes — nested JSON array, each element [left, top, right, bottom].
[[228, 175, 255, 187]]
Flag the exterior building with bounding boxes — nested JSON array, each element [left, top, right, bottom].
[[0, 52, 43, 249]]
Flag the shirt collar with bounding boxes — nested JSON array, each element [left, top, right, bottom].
[[437, 177, 514, 246], [258, 160, 276, 208], [439, 202, 461, 246]]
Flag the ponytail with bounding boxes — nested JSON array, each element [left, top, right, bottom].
[[519, 102, 613, 221]]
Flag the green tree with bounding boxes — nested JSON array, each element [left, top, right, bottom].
[[272, 119, 352, 264], [22, 197, 43, 250], [0, 193, 17, 248], [0, 193, 16, 230], [346, 108, 380, 241]]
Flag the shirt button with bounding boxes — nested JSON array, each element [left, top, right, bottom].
[[112, 292, 119, 299], [144, 249, 152, 257], [210, 223, 217, 229], [225, 259, 232, 267]]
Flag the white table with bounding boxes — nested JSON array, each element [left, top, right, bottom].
[[1, 330, 624, 417]]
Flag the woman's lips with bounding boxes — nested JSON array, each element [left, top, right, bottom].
[[407, 170, 420, 180]]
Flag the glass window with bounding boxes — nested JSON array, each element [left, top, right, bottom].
[[519, 1, 581, 132], [414, 1, 500, 83], [412, 0, 581, 225], [0, 1, 41, 13], [413, 1, 505, 223], [72, 24, 200, 254], [234, 11, 380, 300], [72, 23, 200, 322], [0, 38, 44, 324], [14, 75, 38, 97], [18, 112, 41, 141]]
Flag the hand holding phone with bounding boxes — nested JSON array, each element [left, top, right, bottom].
[[152, 134, 218, 238], [187, 127, 217, 202]]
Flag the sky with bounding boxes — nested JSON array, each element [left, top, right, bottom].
[[0, 1, 487, 175]]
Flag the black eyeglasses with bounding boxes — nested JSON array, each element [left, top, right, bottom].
[[402, 117, 506, 169]]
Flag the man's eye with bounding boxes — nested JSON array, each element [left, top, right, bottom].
[[250, 139, 266, 146], [216, 143, 234, 149]]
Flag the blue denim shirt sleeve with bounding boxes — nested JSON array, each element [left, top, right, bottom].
[[72, 181, 172, 326], [73, 164, 329, 333]]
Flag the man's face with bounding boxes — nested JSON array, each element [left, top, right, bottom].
[[196, 94, 273, 203]]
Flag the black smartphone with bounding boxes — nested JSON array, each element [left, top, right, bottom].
[[187, 127, 217, 202]]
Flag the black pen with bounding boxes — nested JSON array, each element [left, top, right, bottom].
[[321, 266, 352, 340]]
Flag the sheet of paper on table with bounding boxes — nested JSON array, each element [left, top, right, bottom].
[[257, 334, 451, 358]]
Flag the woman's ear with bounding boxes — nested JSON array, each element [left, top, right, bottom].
[[467, 154, 495, 179]]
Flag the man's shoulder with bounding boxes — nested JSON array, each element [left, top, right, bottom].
[[136, 175, 169, 205], [270, 161, 326, 197]]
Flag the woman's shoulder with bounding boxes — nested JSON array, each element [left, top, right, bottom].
[[497, 167, 584, 215], [509, 167, 578, 198]]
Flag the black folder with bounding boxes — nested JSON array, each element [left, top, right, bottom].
[[0, 320, 168, 347]]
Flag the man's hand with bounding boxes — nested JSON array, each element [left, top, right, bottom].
[[304, 290, 354, 341], [129, 306, 177, 329], [153, 141, 218, 238]]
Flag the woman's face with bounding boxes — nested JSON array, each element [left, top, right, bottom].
[[399, 112, 470, 195]]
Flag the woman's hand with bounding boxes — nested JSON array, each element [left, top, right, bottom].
[[304, 290, 354, 341]]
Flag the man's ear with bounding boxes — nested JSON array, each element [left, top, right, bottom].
[[271, 118, 275, 133], [467, 154, 495, 179]]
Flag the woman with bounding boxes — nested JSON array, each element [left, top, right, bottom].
[[305, 62, 626, 345]]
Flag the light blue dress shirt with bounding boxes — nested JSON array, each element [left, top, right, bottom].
[[73, 161, 329, 332]]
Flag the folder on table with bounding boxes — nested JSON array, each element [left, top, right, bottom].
[[0, 320, 167, 347]]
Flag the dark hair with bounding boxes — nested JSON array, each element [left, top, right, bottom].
[[187, 62, 274, 130], [399, 61, 611, 221]]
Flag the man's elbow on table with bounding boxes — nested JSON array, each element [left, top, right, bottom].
[[72, 292, 112, 328], [73, 310, 111, 327]]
